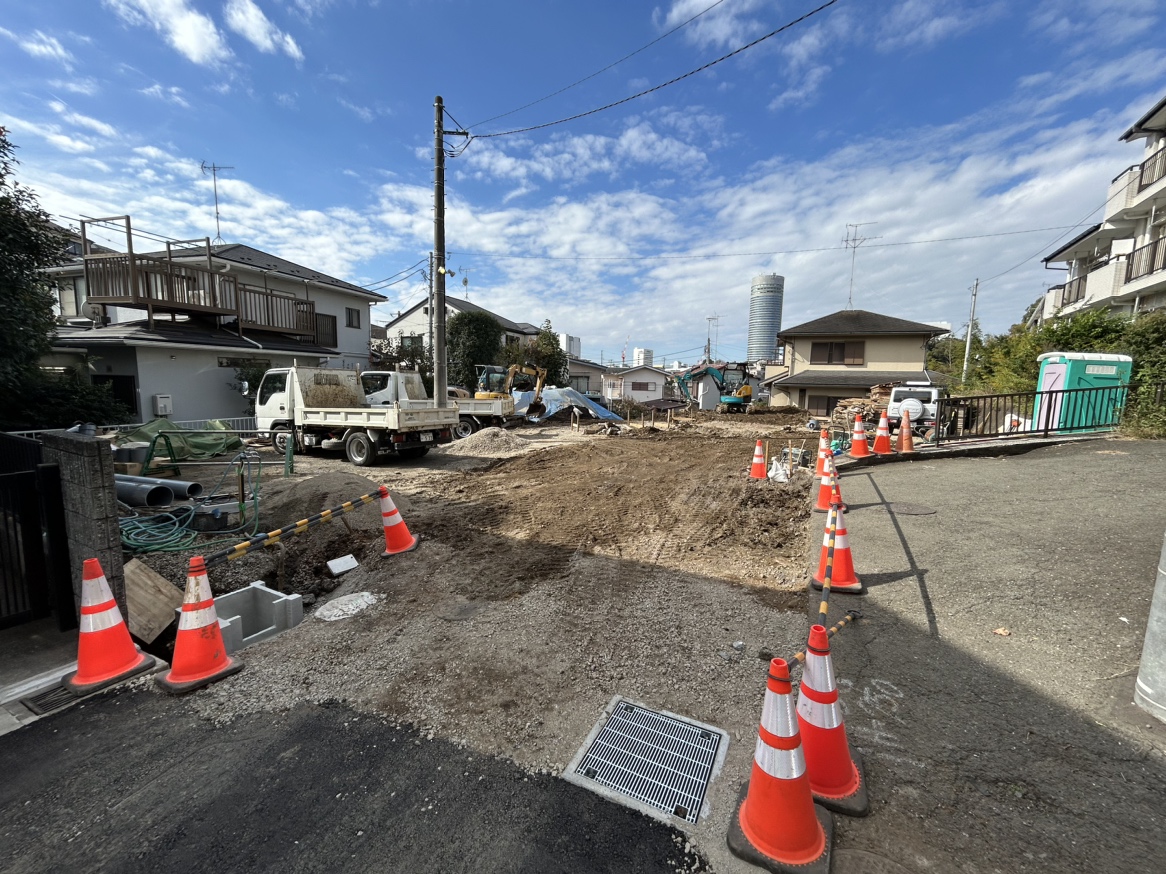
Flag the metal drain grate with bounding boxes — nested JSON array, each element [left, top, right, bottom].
[[570, 699, 725, 824], [20, 684, 76, 716]]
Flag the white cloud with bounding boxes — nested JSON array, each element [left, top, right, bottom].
[[47, 101, 119, 139], [49, 77, 100, 96], [1, 28, 75, 69], [1030, 0, 1159, 48], [875, 0, 1005, 52], [658, 0, 770, 51], [104, 0, 232, 66], [339, 99, 390, 122], [223, 0, 304, 61], [140, 84, 192, 108]]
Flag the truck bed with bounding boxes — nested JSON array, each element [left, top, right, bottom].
[[299, 405, 459, 431]]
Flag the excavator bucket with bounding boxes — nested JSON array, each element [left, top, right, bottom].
[[526, 399, 546, 418]]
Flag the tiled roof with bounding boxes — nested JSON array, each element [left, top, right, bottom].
[[52, 318, 338, 356], [780, 310, 946, 337], [763, 369, 948, 388]]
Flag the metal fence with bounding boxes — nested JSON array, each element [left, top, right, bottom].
[[0, 432, 44, 474], [933, 382, 1164, 444], [5, 416, 258, 441]]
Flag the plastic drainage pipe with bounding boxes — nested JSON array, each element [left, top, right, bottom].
[[115, 474, 204, 499], [115, 481, 175, 508], [1135, 530, 1166, 724]]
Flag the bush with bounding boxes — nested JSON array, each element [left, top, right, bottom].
[[2, 371, 132, 432]]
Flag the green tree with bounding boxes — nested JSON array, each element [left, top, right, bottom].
[[0, 126, 67, 394], [446, 310, 502, 391], [498, 319, 570, 387]]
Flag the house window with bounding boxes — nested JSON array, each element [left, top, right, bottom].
[[317, 313, 338, 347], [401, 334, 423, 350], [809, 341, 864, 365], [808, 395, 846, 417], [570, 375, 590, 392], [345, 307, 361, 329], [631, 381, 656, 392]]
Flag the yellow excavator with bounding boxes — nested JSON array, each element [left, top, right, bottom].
[[475, 363, 548, 418]]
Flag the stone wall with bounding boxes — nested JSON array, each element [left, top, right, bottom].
[[40, 432, 124, 617]]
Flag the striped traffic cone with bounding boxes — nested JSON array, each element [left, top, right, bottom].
[[896, 410, 917, 455], [813, 430, 830, 477], [749, 441, 768, 480], [64, 558, 155, 696], [155, 557, 243, 694], [848, 414, 872, 459], [812, 454, 846, 513], [380, 486, 419, 556], [727, 658, 833, 874], [797, 624, 871, 817], [811, 502, 864, 594], [871, 410, 894, 455]]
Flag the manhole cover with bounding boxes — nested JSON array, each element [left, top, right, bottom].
[[20, 684, 76, 716], [564, 697, 728, 825], [879, 503, 936, 516]]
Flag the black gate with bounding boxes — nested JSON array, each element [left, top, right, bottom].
[[0, 433, 75, 631]]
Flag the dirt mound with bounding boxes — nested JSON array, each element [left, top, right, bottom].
[[257, 470, 386, 532], [438, 427, 531, 457]]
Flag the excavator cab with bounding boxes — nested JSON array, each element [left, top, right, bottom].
[[475, 363, 548, 417]]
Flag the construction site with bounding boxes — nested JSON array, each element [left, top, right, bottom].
[[2, 413, 1165, 874]]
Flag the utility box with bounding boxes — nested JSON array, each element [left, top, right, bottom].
[[153, 394, 173, 417], [1034, 352, 1132, 432]]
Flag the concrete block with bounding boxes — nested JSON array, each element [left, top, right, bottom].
[[326, 554, 359, 577], [179, 582, 303, 654]]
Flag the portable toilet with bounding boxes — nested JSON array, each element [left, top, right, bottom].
[[1035, 352, 1133, 432]]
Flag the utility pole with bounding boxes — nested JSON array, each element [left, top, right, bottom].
[[843, 222, 879, 309], [961, 278, 979, 384], [427, 252, 434, 360], [433, 96, 468, 407]]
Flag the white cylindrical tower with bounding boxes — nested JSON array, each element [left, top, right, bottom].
[[747, 274, 785, 362]]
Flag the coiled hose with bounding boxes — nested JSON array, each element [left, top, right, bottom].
[[118, 451, 263, 553]]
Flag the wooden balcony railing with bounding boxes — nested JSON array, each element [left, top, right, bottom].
[[1126, 238, 1166, 284], [1059, 275, 1086, 307], [83, 252, 316, 337]]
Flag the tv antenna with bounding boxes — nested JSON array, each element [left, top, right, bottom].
[[458, 266, 473, 299], [843, 222, 880, 309], [705, 314, 719, 363], [200, 161, 234, 244]]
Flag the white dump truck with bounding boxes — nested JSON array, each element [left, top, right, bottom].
[[361, 371, 516, 439], [255, 366, 457, 465]]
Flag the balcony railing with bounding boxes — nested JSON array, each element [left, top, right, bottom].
[[83, 252, 316, 336], [1138, 147, 1166, 193], [1059, 276, 1086, 307], [1126, 238, 1166, 284]]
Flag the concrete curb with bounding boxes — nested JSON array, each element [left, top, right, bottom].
[[832, 433, 1111, 471]]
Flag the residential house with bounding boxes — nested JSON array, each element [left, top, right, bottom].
[[763, 310, 946, 415], [379, 296, 541, 353], [43, 218, 384, 422], [1035, 92, 1166, 324], [566, 357, 608, 394], [604, 365, 671, 405]]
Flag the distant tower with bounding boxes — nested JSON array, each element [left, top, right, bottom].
[[747, 274, 785, 362], [633, 348, 654, 367]]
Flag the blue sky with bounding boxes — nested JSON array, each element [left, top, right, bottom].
[[2, 0, 1165, 366]]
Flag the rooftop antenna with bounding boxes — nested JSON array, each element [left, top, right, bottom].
[[843, 222, 880, 309], [705, 315, 719, 363], [200, 161, 234, 244], [459, 266, 473, 299]]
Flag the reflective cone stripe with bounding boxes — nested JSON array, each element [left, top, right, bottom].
[[749, 441, 768, 479], [735, 659, 830, 868], [796, 626, 869, 815], [380, 487, 419, 556], [65, 558, 151, 693], [156, 556, 242, 694], [897, 410, 917, 454], [814, 430, 830, 477], [813, 455, 844, 513], [872, 411, 894, 455], [812, 503, 862, 594], [849, 415, 872, 459]]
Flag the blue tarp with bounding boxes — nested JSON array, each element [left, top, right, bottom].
[[512, 387, 624, 423]]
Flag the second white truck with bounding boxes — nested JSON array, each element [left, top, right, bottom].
[[362, 370, 515, 439], [255, 366, 457, 466]]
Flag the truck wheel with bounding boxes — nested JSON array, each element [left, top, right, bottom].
[[272, 426, 293, 455], [345, 432, 377, 466], [397, 446, 429, 460], [453, 417, 477, 439]]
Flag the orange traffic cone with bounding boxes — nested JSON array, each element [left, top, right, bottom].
[[872, 410, 893, 455], [380, 486, 419, 556], [812, 454, 846, 513], [896, 411, 917, 455], [64, 558, 155, 695], [797, 624, 870, 817], [727, 658, 833, 874], [749, 440, 768, 480], [813, 430, 830, 477], [848, 414, 872, 459], [155, 557, 243, 694], [811, 502, 864, 594]]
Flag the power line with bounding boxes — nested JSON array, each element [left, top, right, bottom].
[[474, 0, 841, 140], [448, 224, 1088, 263], [467, 0, 728, 129], [361, 258, 428, 289]]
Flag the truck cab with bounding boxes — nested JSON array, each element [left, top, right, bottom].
[[361, 371, 431, 407]]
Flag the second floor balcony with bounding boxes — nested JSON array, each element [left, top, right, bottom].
[[84, 252, 317, 337]]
